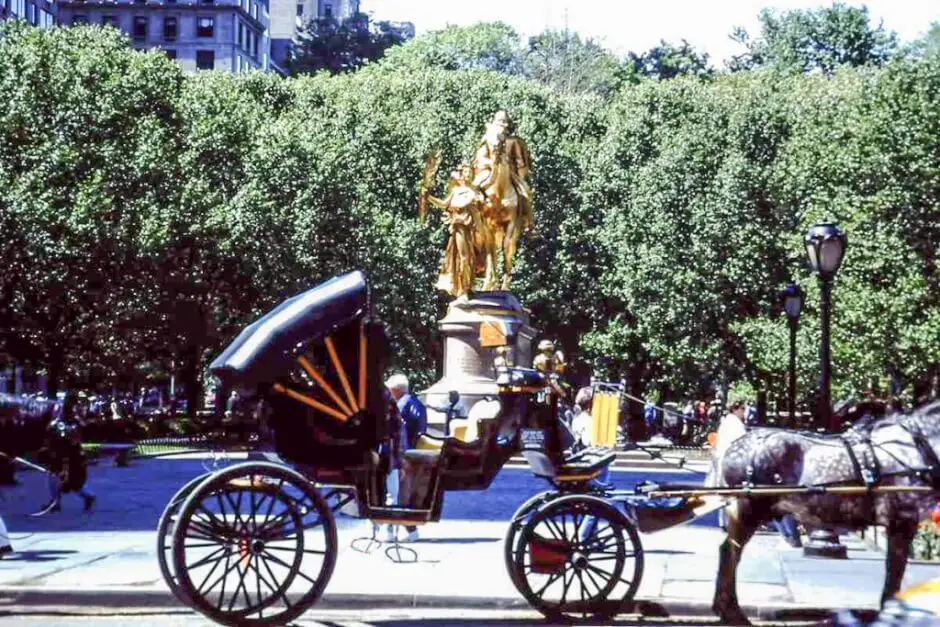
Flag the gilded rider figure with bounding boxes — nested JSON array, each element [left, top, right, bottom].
[[422, 164, 487, 302], [472, 110, 534, 231]]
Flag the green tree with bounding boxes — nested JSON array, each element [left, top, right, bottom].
[[523, 28, 627, 96], [0, 22, 183, 396], [728, 2, 898, 74], [627, 39, 713, 80], [289, 13, 408, 75], [378, 22, 524, 74]]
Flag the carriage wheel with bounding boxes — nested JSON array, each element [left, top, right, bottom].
[[503, 491, 559, 593], [171, 462, 337, 626], [157, 472, 212, 606], [511, 495, 644, 623]]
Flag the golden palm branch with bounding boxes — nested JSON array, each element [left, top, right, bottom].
[[418, 148, 442, 224]]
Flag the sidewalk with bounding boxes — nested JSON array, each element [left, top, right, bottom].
[[3, 518, 939, 621]]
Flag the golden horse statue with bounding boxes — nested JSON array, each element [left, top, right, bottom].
[[472, 111, 534, 292]]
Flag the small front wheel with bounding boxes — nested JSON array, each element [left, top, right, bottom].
[[511, 494, 644, 623]]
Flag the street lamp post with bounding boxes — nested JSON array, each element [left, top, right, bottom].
[[779, 283, 803, 428], [802, 223, 848, 559]]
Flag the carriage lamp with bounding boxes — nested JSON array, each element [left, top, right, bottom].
[[779, 283, 803, 428], [803, 223, 848, 560]]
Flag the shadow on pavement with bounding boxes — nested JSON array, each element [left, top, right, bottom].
[[0, 550, 78, 562]]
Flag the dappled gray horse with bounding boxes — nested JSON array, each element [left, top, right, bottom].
[[707, 401, 940, 625]]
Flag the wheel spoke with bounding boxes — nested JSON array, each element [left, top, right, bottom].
[[533, 566, 565, 598], [183, 542, 222, 550], [227, 558, 248, 612], [212, 551, 234, 611], [264, 545, 323, 556], [582, 564, 603, 596], [186, 545, 229, 571], [559, 566, 572, 605], [586, 563, 631, 587], [544, 517, 566, 541], [260, 554, 293, 609], [575, 570, 589, 617], [262, 549, 322, 588], [258, 479, 284, 529], [195, 546, 230, 596], [202, 550, 242, 598], [195, 503, 230, 537]]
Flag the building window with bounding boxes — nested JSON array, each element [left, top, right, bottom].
[[237, 22, 244, 47], [132, 16, 148, 40], [196, 16, 214, 37], [323, 3, 331, 18], [296, 3, 302, 17], [196, 50, 214, 70], [72, 14, 89, 24], [250, 2, 257, 20], [198, 0, 214, 4], [102, 14, 118, 27], [163, 16, 177, 41], [164, 49, 177, 60]]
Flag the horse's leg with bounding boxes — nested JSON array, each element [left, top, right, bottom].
[[500, 210, 520, 291], [713, 498, 767, 625], [882, 518, 917, 606]]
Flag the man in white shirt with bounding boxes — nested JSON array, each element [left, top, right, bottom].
[[715, 399, 747, 530], [716, 399, 747, 460]]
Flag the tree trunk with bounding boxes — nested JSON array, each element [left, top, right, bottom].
[[46, 346, 64, 399], [181, 348, 201, 419]]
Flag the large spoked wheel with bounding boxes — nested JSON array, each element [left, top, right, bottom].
[[504, 491, 559, 593], [171, 462, 337, 626], [157, 472, 213, 606], [511, 495, 644, 623]]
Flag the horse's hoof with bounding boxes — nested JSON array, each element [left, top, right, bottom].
[[714, 603, 751, 626]]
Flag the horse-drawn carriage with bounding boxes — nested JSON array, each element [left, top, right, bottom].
[[157, 270, 940, 626], [156, 270, 660, 625]]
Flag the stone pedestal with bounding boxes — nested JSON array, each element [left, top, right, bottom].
[[418, 291, 536, 431]]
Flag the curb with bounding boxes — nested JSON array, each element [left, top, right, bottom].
[[0, 586, 849, 620]]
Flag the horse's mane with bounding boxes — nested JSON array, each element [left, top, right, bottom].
[[849, 399, 940, 437]]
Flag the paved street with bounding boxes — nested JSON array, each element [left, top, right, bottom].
[[0, 454, 719, 533], [0, 607, 825, 626]]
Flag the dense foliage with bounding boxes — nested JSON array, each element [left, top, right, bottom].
[[0, 9, 937, 415]]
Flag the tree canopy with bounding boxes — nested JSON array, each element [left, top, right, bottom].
[[728, 2, 898, 73], [1, 13, 938, 414]]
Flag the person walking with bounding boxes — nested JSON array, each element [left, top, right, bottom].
[[37, 405, 95, 514], [385, 374, 427, 543]]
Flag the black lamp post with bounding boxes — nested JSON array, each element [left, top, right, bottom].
[[779, 283, 803, 428], [802, 223, 848, 559], [804, 223, 848, 433]]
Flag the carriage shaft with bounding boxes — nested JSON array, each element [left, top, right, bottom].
[[646, 485, 934, 498]]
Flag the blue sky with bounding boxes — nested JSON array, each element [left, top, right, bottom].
[[360, 0, 940, 67]]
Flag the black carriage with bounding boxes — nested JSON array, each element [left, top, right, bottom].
[[158, 271, 652, 625]]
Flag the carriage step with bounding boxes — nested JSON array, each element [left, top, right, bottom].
[[367, 506, 433, 525]]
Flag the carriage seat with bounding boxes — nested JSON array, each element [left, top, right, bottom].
[[528, 446, 616, 482]]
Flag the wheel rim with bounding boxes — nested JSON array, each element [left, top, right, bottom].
[[513, 496, 641, 622], [172, 463, 337, 626], [157, 472, 212, 606]]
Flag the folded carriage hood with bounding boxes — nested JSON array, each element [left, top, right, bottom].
[[209, 270, 369, 387]]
